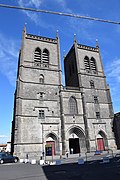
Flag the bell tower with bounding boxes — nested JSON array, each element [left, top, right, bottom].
[[11, 26, 62, 158], [64, 36, 116, 151]]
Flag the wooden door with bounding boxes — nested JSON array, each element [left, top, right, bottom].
[[97, 138, 104, 151], [46, 141, 55, 155]]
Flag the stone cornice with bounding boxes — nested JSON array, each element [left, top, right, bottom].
[[17, 75, 60, 86], [16, 96, 59, 102], [19, 64, 60, 71], [26, 33, 57, 44], [78, 72, 106, 78], [77, 44, 99, 52]]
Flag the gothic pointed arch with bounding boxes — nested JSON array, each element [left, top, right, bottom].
[[69, 96, 78, 115], [67, 126, 86, 153], [97, 130, 108, 151], [45, 132, 58, 141], [45, 132, 59, 155], [34, 47, 41, 66], [68, 126, 85, 138], [42, 48, 49, 66], [84, 56, 90, 71], [90, 57, 97, 71]]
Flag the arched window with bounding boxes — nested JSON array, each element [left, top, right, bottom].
[[42, 49, 49, 67], [69, 96, 78, 115], [84, 56, 90, 71], [90, 57, 97, 71], [90, 80, 95, 89], [39, 74, 44, 84], [34, 48, 41, 66]]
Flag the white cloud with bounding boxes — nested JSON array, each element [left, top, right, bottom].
[[18, 0, 40, 24], [105, 58, 120, 112], [0, 33, 19, 86], [56, 0, 71, 12], [18, 0, 43, 9], [29, 0, 43, 8], [0, 135, 9, 138], [17, 0, 95, 42], [106, 58, 120, 82], [18, 0, 54, 28], [0, 135, 10, 144]]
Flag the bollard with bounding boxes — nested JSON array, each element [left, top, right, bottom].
[[31, 159, 36, 164], [24, 159, 29, 163], [39, 160, 45, 165], [20, 159, 24, 163]]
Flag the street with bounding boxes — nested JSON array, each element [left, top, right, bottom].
[[0, 157, 120, 180]]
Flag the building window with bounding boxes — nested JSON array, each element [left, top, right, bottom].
[[90, 57, 97, 72], [39, 92, 44, 100], [39, 74, 44, 83], [52, 111, 54, 115], [39, 110, 45, 119], [94, 96, 99, 104], [84, 56, 97, 73], [34, 47, 41, 66], [69, 96, 78, 115], [42, 49, 49, 67], [96, 112, 100, 119], [90, 80, 95, 89], [84, 56, 90, 72]]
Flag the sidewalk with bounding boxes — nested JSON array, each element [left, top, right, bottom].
[[44, 149, 120, 163]]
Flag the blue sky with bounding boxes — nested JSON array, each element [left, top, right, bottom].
[[0, 0, 120, 143]]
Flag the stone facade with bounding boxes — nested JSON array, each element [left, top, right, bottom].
[[11, 27, 116, 159]]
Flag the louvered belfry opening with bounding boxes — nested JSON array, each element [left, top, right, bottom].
[[90, 57, 97, 71], [34, 48, 41, 66], [84, 56, 90, 71], [42, 49, 49, 67]]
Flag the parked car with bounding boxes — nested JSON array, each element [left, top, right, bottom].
[[0, 152, 19, 164]]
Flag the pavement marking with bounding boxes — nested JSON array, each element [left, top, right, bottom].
[[0, 163, 20, 166], [88, 161, 96, 164], [55, 171, 66, 174]]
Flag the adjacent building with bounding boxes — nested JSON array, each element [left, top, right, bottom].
[[113, 112, 120, 149], [11, 26, 116, 159]]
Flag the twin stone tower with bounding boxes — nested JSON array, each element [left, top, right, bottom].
[[11, 26, 116, 159]]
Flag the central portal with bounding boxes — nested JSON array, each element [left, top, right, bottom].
[[69, 138, 80, 154], [67, 127, 86, 153]]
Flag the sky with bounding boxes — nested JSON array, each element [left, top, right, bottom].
[[0, 0, 120, 143]]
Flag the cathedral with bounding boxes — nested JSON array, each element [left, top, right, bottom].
[[11, 26, 116, 159]]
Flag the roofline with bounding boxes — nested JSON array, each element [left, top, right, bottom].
[[26, 33, 57, 44]]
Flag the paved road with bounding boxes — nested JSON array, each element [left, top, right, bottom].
[[0, 158, 120, 180]]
